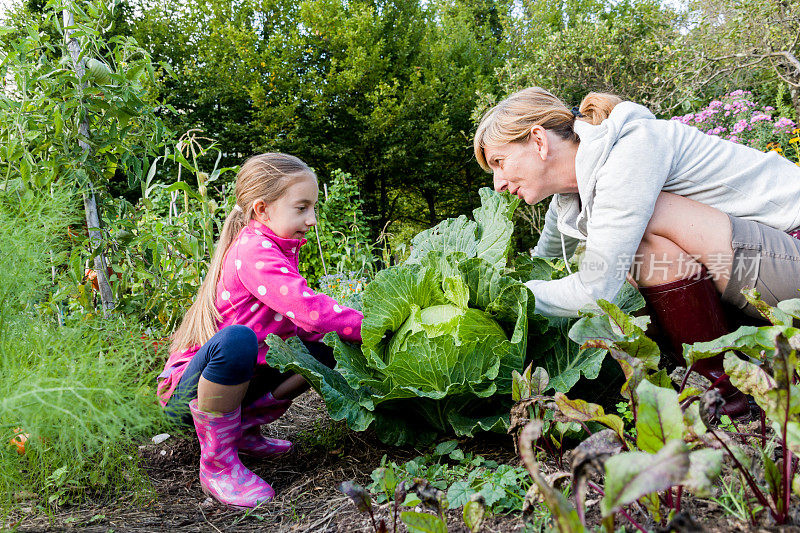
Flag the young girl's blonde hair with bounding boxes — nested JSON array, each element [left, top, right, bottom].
[[170, 153, 317, 353], [473, 87, 622, 170]]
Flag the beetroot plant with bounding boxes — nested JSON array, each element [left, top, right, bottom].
[[513, 293, 800, 530]]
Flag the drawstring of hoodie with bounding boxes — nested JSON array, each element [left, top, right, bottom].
[[561, 233, 572, 274]]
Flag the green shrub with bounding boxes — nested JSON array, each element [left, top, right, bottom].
[[300, 169, 382, 287]]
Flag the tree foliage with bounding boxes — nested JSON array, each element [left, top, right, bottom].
[[674, 0, 800, 117], [129, 0, 507, 233], [495, 0, 682, 114], [0, 0, 168, 196]]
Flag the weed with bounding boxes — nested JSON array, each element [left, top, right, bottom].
[[295, 419, 349, 453], [614, 401, 634, 428], [711, 475, 762, 524], [0, 187, 169, 511], [368, 442, 531, 515]]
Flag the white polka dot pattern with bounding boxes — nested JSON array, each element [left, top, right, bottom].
[[302, 291, 312, 298], [286, 311, 295, 319], [274, 313, 283, 322], [235, 259, 242, 269], [261, 240, 272, 249], [333, 304, 342, 313], [255, 261, 265, 269], [280, 267, 289, 274], [250, 303, 259, 312], [221, 291, 230, 301], [258, 286, 266, 295]]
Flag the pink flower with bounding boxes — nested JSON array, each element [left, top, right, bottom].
[[732, 120, 748, 133], [774, 117, 797, 130], [750, 114, 771, 123], [728, 135, 741, 143]]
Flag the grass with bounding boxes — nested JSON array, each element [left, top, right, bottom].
[[0, 185, 171, 516], [711, 474, 763, 524]]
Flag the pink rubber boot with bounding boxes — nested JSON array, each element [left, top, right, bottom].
[[238, 393, 293, 457], [189, 399, 275, 508]]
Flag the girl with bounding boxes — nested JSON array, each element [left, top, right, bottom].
[[473, 87, 800, 418], [157, 153, 363, 509]]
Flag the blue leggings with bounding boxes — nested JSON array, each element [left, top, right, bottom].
[[164, 325, 334, 426]]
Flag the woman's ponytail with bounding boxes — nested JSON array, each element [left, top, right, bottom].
[[577, 92, 623, 126]]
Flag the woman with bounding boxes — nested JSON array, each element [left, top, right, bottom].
[[474, 87, 800, 417]]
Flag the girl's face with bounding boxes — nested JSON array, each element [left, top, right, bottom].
[[256, 176, 319, 239]]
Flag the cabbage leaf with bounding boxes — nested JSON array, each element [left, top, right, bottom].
[[264, 188, 642, 445]]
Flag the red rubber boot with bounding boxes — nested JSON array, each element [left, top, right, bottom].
[[639, 268, 750, 419]]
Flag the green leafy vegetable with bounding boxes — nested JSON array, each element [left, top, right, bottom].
[[266, 188, 641, 444], [601, 439, 690, 519]]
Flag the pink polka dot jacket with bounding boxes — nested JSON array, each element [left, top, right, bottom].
[[157, 219, 363, 406]]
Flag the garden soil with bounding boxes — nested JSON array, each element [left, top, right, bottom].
[[6, 393, 799, 532]]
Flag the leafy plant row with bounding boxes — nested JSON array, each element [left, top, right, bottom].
[[512, 292, 800, 530]]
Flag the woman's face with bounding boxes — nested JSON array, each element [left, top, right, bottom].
[[484, 137, 546, 205], [483, 126, 578, 204]]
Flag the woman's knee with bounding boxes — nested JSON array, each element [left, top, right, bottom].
[[642, 192, 681, 240]]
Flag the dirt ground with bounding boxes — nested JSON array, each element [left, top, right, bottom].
[[7, 392, 800, 532]]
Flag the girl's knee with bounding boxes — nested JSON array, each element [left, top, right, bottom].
[[217, 325, 258, 367], [219, 324, 257, 347]]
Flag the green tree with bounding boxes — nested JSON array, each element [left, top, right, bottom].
[[497, 0, 682, 113], [128, 0, 508, 236], [670, 0, 800, 118], [0, 0, 170, 311]]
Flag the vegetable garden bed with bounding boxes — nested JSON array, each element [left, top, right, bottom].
[[2, 391, 784, 533]]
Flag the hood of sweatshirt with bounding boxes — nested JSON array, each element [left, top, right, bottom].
[[554, 101, 657, 239]]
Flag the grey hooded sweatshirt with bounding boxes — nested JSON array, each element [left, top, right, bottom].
[[526, 101, 800, 317]]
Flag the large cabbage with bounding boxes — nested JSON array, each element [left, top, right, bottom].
[[264, 189, 642, 445]]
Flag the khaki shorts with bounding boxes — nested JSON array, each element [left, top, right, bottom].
[[722, 214, 800, 316]]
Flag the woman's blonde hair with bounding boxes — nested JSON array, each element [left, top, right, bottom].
[[170, 153, 316, 353], [473, 87, 622, 171]]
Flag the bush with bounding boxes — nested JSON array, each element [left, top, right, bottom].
[[671, 90, 800, 163], [299, 169, 383, 287]]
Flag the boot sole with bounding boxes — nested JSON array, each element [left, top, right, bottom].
[[201, 486, 271, 511]]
